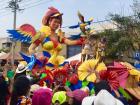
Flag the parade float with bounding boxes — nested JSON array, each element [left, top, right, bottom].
[[7, 7, 140, 104]]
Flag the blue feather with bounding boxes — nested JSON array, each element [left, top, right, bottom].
[[69, 24, 79, 29], [46, 63, 54, 67], [7, 30, 31, 43], [27, 54, 36, 70], [20, 52, 44, 68], [86, 21, 92, 25], [59, 61, 69, 67], [20, 52, 31, 63]]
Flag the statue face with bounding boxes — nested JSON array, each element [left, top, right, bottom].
[[49, 18, 60, 31]]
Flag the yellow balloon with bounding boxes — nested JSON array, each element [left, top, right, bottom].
[[43, 41, 54, 50], [56, 44, 63, 51]]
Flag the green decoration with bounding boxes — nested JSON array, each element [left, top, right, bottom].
[[82, 80, 89, 87], [40, 73, 47, 79], [7, 70, 14, 79], [65, 81, 71, 87]]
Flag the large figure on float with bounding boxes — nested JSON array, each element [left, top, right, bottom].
[[8, 7, 85, 70]]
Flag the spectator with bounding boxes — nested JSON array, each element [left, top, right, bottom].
[[10, 76, 31, 105], [0, 75, 9, 105], [30, 84, 40, 98], [14, 61, 28, 80], [82, 80, 124, 105], [94, 80, 112, 95]]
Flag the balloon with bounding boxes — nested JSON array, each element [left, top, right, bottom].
[[82, 80, 89, 87], [77, 80, 82, 88], [69, 74, 79, 85], [65, 81, 71, 87], [40, 73, 47, 79], [88, 82, 94, 90], [90, 88, 95, 95], [70, 85, 75, 91], [81, 86, 90, 94]]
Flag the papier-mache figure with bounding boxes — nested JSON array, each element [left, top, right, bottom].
[[8, 7, 85, 71]]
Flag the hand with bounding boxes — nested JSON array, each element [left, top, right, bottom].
[[76, 37, 86, 45], [58, 29, 64, 37]]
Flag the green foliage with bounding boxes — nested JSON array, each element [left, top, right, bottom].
[[100, 12, 140, 60]]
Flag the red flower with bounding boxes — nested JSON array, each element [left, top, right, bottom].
[[53, 68, 68, 85], [99, 70, 119, 90]]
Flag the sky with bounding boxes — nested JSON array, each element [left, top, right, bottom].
[[0, 0, 135, 38]]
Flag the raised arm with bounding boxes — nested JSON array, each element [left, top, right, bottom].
[[29, 43, 38, 55], [64, 38, 85, 45], [58, 29, 85, 45], [29, 32, 45, 55]]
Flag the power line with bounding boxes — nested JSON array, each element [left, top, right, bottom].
[[0, 0, 53, 18], [0, 0, 8, 3], [21, 0, 53, 9], [19, 0, 44, 7], [0, 11, 12, 18], [19, 0, 34, 4], [0, 7, 6, 11], [0, 1, 9, 11]]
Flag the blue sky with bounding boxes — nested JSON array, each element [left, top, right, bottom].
[[0, 0, 134, 37]]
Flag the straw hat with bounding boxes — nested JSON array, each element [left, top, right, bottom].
[[16, 62, 28, 73]]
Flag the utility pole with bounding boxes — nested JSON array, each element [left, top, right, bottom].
[[8, 0, 23, 69]]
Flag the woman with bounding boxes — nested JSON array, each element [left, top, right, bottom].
[[10, 76, 31, 105], [29, 7, 85, 70]]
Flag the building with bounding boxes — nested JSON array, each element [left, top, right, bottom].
[[0, 37, 12, 51], [0, 37, 30, 54]]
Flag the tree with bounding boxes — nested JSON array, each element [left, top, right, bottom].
[[99, 1, 140, 61]]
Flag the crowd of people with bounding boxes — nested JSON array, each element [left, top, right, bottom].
[[1, 67, 128, 105]]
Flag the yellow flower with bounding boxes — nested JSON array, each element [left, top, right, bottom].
[[78, 59, 107, 82]]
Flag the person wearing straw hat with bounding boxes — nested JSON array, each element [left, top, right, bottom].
[[14, 61, 28, 80]]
